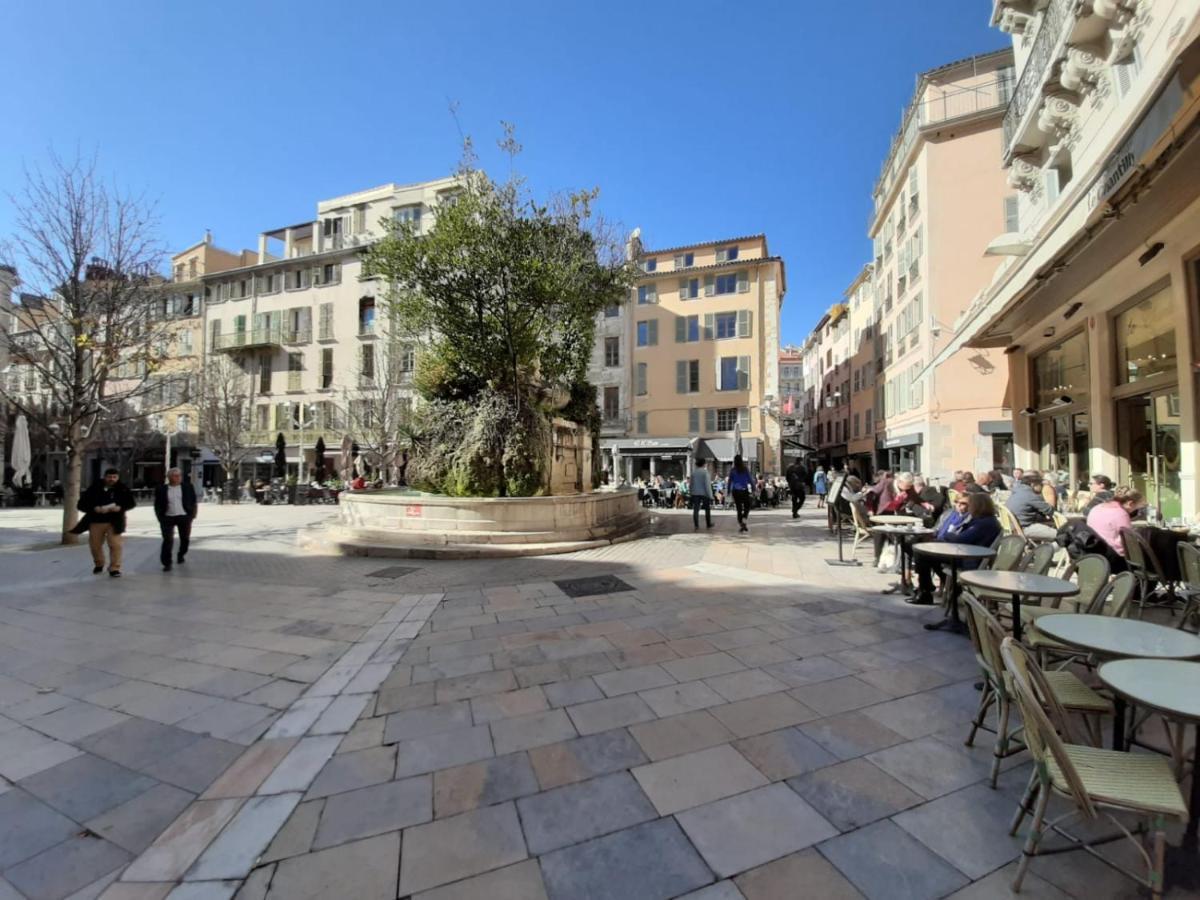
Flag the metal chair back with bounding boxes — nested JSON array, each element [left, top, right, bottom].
[[1177, 542, 1200, 590], [1086, 571, 1136, 618], [1066, 554, 1111, 612], [990, 534, 1027, 572], [1023, 542, 1056, 576]]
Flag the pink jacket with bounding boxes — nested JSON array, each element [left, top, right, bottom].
[[1087, 502, 1132, 556]]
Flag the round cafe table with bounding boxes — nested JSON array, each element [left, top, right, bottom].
[[870, 525, 935, 595], [912, 543, 996, 633], [958, 570, 1078, 643], [1099, 659, 1200, 879], [870, 514, 924, 526]]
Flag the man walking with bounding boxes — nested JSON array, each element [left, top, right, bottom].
[[785, 459, 807, 518], [689, 456, 713, 531], [77, 468, 136, 577], [155, 467, 197, 571]]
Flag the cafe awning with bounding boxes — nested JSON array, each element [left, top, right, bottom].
[[698, 438, 760, 463]]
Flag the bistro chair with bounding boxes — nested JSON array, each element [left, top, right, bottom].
[[1022, 541, 1057, 576], [1176, 542, 1200, 633], [849, 501, 874, 557], [1120, 527, 1176, 617], [963, 595, 1109, 786], [1021, 554, 1110, 626], [1028, 572, 1136, 671], [985, 535, 1045, 621], [1001, 638, 1186, 900]]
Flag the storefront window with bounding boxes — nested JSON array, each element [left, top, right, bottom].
[[1114, 286, 1176, 385], [1037, 413, 1089, 490], [1032, 331, 1088, 408], [1117, 391, 1182, 520]]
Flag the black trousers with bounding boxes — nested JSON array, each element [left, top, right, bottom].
[[916, 556, 946, 594], [691, 495, 712, 527], [791, 489, 805, 516], [732, 489, 752, 524], [160, 516, 192, 565]]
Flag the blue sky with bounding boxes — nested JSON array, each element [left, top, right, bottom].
[[1, 1, 1001, 343]]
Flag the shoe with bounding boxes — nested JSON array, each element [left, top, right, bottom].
[[109, 570, 122, 578], [176, 555, 185, 565], [693, 524, 698, 532], [792, 513, 798, 519], [92, 566, 104, 575], [163, 564, 172, 572], [905, 592, 934, 606], [706, 522, 713, 529]]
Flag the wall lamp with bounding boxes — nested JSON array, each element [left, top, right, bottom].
[[1019, 407, 1037, 417], [1051, 395, 1072, 407], [1138, 242, 1165, 266]]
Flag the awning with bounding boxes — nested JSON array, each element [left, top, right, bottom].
[[698, 437, 760, 463], [877, 433, 922, 450], [602, 437, 694, 457]]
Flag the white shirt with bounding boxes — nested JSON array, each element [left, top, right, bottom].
[[165, 484, 186, 517]]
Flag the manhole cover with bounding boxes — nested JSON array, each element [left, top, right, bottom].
[[554, 575, 635, 598], [366, 566, 420, 579]]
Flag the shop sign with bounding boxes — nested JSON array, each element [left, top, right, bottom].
[[878, 433, 923, 450], [1091, 75, 1184, 208]]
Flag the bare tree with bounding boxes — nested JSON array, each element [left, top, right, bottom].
[[0, 154, 181, 541], [339, 334, 417, 485], [197, 355, 252, 501]]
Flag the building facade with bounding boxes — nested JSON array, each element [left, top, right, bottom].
[[934, 1, 1200, 518], [869, 48, 1017, 478], [201, 177, 459, 483], [594, 233, 786, 480], [845, 265, 877, 477], [808, 304, 853, 471]]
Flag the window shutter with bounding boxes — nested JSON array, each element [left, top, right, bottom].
[[648, 320, 658, 346], [676, 360, 686, 394], [648, 284, 657, 304], [311, 265, 322, 286], [636, 363, 647, 395], [675, 316, 686, 344], [300, 307, 312, 339], [704, 408, 716, 432], [737, 270, 749, 293], [738, 407, 750, 430], [737, 356, 750, 390], [679, 278, 689, 300], [704, 276, 715, 297], [688, 408, 699, 433], [253, 312, 266, 335], [737, 310, 752, 338], [703, 313, 714, 340], [1004, 196, 1020, 233]]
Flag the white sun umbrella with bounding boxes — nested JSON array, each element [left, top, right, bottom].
[[10, 414, 32, 488]]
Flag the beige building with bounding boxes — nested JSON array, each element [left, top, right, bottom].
[[778, 345, 806, 466], [202, 177, 458, 481], [934, 0, 1200, 518], [807, 303, 852, 470], [869, 48, 1016, 477], [595, 233, 786, 480], [845, 265, 877, 474]]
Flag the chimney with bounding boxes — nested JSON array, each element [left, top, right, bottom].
[[204, 230, 213, 245], [625, 227, 642, 262]]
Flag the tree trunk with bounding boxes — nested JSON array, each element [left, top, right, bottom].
[[61, 446, 82, 545]]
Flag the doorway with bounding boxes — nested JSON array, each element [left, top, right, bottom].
[[1116, 390, 1182, 520]]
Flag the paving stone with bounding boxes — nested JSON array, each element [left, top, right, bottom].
[[947, 861, 1075, 900], [678, 783, 838, 878], [632, 744, 768, 815], [517, 771, 657, 855], [733, 727, 839, 781], [261, 697, 333, 740], [709, 692, 819, 738], [143, 737, 246, 793], [311, 774, 431, 849], [375, 681, 435, 716], [19, 753, 157, 822], [122, 798, 243, 882], [786, 758, 923, 832], [541, 678, 603, 708], [798, 712, 908, 760], [26, 702, 131, 743], [538, 818, 712, 900], [490, 709, 577, 755], [866, 737, 991, 800], [434, 670, 516, 703], [93, 883, 174, 900], [704, 669, 788, 703], [859, 692, 970, 740], [411, 859, 547, 900], [188, 793, 301, 880], [818, 819, 970, 900], [79, 719, 202, 772], [338, 716, 384, 753], [469, 687, 548, 724], [661, 652, 745, 682], [240, 680, 307, 711], [527, 728, 648, 790], [398, 802, 527, 896], [638, 681, 726, 718], [260, 799, 322, 863], [627, 710, 735, 762], [393, 725, 494, 779], [233, 863, 274, 900], [5, 832, 131, 900], [727, 643, 798, 668], [892, 782, 1025, 879], [0, 788, 80, 868], [176, 701, 276, 745], [0, 726, 83, 781], [307, 694, 369, 736], [593, 664, 676, 698], [382, 700, 473, 743], [265, 832, 399, 900], [787, 676, 893, 717], [856, 663, 956, 699], [565, 695, 656, 736], [305, 745, 396, 799], [87, 783, 197, 854], [734, 849, 864, 900], [257, 736, 339, 795], [433, 752, 540, 818], [762, 656, 857, 687], [676, 882, 746, 900], [202, 740, 298, 799]]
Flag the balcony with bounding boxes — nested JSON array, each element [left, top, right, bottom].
[[212, 324, 285, 352], [243, 428, 340, 447]]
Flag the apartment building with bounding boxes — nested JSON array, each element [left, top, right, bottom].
[[595, 233, 786, 480], [778, 345, 807, 467], [845, 265, 877, 476], [804, 304, 853, 470], [869, 48, 1016, 477], [935, 1, 1200, 517], [202, 177, 458, 482]]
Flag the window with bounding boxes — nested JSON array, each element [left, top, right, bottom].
[[359, 297, 376, 335], [288, 269, 310, 290], [715, 274, 738, 295], [394, 204, 423, 228], [715, 313, 737, 339], [674, 252, 695, 269], [360, 344, 375, 384], [716, 408, 740, 430], [256, 405, 270, 431], [676, 359, 700, 394], [320, 263, 339, 285], [716, 246, 739, 262], [1032, 331, 1089, 408], [642, 258, 657, 272], [865, 409, 873, 433], [288, 352, 303, 391], [1114, 285, 1174, 385], [679, 278, 699, 300], [319, 302, 334, 340], [675, 315, 701, 343], [321, 348, 334, 389], [636, 320, 658, 347], [604, 337, 620, 367], [188, 259, 197, 279], [1004, 196, 1020, 234], [258, 356, 271, 394], [604, 304, 620, 318], [636, 412, 648, 434], [637, 284, 657, 305], [287, 306, 311, 342], [719, 357, 738, 391], [636, 362, 647, 396], [603, 386, 619, 421], [688, 407, 699, 432], [180, 330, 193, 354], [399, 344, 415, 375]]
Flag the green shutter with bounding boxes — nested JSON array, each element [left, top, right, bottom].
[[676, 360, 686, 394], [679, 278, 689, 300], [738, 407, 751, 430], [737, 270, 749, 293], [704, 275, 715, 297], [737, 310, 752, 338], [688, 407, 699, 432], [703, 313, 714, 341], [648, 320, 658, 346], [675, 316, 686, 343], [737, 356, 750, 390], [704, 408, 716, 432]]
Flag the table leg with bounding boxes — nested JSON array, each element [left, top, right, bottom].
[[1112, 696, 1126, 752], [1011, 592, 1023, 643], [925, 563, 966, 633]]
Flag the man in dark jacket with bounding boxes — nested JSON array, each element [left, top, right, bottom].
[[78, 468, 136, 577], [155, 467, 197, 571], [785, 460, 806, 518], [1007, 472, 1057, 538]]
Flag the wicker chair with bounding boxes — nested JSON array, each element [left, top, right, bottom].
[[963, 595, 1109, 785], [1176, 542, 1200, 633], [1028, 572, 1136, 670], [1120, 527, 1176, 617], [1001, 638, 1186, 900], [1021, 554, 1110, 626]]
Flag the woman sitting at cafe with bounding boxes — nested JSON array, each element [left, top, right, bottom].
[[871, 472, 923, 565], [1086, 486, 1146, 558], [909, 493, 1002, 606]]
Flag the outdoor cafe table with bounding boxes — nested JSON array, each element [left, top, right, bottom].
[[958, 570, 1078, 643], [870, 524, 935, 595], [1098, 658, 1200, 882], [912, 543, 996, 634], [870, 514, 924, 526]]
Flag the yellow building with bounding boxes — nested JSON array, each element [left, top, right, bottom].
[[596, 233, 786, 480]]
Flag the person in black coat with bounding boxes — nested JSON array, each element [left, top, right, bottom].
[[76, 468, 136, 577], [785, 461, 807, 518], [154, 467, 197, 571]]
